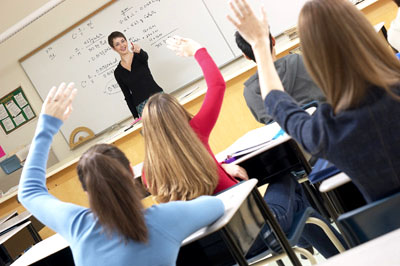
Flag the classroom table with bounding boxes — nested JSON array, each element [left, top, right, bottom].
[[11, 179, 302, 266], [0, 211, 43, 264], [215, 121, 338, 221], [316, 227, 400, 266]]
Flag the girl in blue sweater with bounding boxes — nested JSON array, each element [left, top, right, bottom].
[[18, 82, 224, 266]]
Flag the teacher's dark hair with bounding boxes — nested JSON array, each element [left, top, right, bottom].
[[77, 144, 148, 243], [108, 31, 127, 48], [234, 31, 274, 62], [394, 0, 400, 7]]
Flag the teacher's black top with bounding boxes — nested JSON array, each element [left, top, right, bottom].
[[114, 49, 163, 118]]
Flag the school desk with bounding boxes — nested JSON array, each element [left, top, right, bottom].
[[317, 227, 400, 266], [0, 220, 40, 265]]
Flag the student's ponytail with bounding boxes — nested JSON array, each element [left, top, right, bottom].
[[77, 144, 147, 243]]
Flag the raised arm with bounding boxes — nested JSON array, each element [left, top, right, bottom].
[[18, 83, 86, 240], [228, 0, 284, 100], [167, 36, 226, 137]]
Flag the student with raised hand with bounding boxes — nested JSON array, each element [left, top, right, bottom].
[[388, 0, 400, 52], [141, 36, 345, 259], [228, 0, 400, 203], [235, 31, 325, 125], [18, 82, 224, 266], [109, 31, 164, 119]]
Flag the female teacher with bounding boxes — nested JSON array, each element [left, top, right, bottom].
[[108, 31, 163, 119]]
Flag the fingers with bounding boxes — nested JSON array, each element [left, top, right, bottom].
[[62, 83, 77, 109], [53, 82, 66, 101], [44, 86, 57, 105]]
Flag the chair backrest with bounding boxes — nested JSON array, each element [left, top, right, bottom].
[[337, 190, 400, 247]]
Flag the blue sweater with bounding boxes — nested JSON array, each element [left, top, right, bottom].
[[265, 87, 400, 203], [18, 114, 224, 266]]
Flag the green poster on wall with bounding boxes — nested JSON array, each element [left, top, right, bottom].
[[0, 87, 36, 135]]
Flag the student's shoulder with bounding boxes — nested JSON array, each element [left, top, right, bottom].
[[244, 71, 259, 89], [276, 53, 302, 67]]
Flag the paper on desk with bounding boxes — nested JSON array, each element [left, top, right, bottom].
[[219, 122, 284, 160]]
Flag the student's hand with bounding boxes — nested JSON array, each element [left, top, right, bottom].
[[41, 82, 77, 122], [131, 42, 141, 53], [227, 0, 270, 47], [166, 36, 203, 57], [221, 163, 249, 181]]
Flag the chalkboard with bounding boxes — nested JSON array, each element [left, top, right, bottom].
[[203, 0, 307, 56], [20, 0, 306, 145]]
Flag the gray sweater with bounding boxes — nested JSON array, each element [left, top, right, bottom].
[[244, 54, 325, 124]]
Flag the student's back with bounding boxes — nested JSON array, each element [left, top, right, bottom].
[[268, 85, 400, 202], [62, 199, 221, 265]]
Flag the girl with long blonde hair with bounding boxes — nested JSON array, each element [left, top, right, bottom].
[[228, 0, 400, 202], [142, 37, 246, 203]]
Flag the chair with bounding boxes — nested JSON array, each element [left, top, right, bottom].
[[246, 207, 345, 266], [336, 191, 400, 248]]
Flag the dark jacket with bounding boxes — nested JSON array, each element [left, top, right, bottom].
[[265, 87, 400, 202]]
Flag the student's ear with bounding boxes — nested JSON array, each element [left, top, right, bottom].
[[243, 53, 252, 61], [271, 36, 276, 47]]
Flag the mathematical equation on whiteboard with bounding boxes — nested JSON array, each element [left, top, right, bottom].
[[41, 0, 178, 96]]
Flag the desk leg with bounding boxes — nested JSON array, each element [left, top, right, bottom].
[[0, 245, 12, 266], [27, 224, 42, 243], [220, 228, 249, 266], [289, 140, 340, 220], [251, 189, 302, 266]]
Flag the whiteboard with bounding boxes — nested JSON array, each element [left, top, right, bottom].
[[21, 0, 306, 144], [203, 0, 307, 57]]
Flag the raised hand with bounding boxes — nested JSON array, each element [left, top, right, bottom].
[[166, 36, 203, 57], [227, 0, 270, 47], [42, 82, 77, 122], [131, 42, 141, 53]]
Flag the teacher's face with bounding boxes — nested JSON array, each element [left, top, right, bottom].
[[112, 37, 129, 55]]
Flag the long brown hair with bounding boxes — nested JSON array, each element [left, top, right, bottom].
[[142, 93, 219, 203], [77, 144, 148, 243], [299, 0, 400, 113]]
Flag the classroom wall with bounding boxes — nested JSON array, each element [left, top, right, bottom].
[[0, 0, 112, 165]]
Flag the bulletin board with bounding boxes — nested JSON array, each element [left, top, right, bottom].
[[0, 87, 36, 134]]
